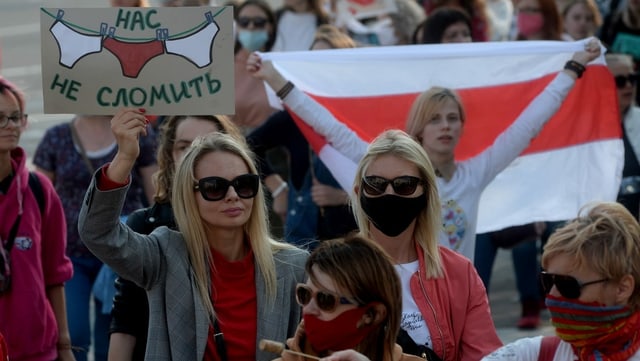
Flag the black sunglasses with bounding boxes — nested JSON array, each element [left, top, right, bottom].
[[539, 271, 609, 299], [237, 16, 268, 29], [362, 176, 424, 196], [194, 174, 259, 201], [296, 284, 356, 312], [614, 74, 638, 89]]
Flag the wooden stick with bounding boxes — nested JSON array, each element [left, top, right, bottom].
[[259, 339, 321, 360]]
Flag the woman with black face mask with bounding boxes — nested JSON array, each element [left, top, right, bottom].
[[346, 130, 501, 361]]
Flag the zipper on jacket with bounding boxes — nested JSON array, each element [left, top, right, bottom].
[[417, 269, 446, 361]]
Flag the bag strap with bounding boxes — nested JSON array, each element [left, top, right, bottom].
[[212, 318, 228, 361], [537, 336, 561, 361], [69, 119, 95, 174], [28, 172, 45, 215], [3, 214, 21, 252]]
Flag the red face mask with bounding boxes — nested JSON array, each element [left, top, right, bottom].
[[303, 305, 376, 354], [517, 12, 544, 37]]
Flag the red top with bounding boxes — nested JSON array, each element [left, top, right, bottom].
[[204, 246, 257, 361], [97, 164, 130, 190], [1, 333, 8, 361]]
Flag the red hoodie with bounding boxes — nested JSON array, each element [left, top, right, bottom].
[[0, 147, 72, 361]]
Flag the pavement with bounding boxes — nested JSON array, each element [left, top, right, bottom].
[[3, 0, 556, 351], [488, 248, 556, 344]]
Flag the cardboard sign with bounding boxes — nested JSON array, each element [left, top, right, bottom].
[[40, 7, 235, 115]]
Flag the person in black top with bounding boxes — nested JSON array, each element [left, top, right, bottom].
[[607, 53, 640, 220]]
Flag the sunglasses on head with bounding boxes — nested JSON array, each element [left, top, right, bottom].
[[539, 271, 609, 299], [237, 16, 268, 28], [614, 73, 639, 89], [295, 284, 357, 312], [194, 174, 259, 201], [362, 176, 423, 196]]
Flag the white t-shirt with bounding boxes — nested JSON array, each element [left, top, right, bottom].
[[395, 261, 432, 348], [482, 335, 640, 361]]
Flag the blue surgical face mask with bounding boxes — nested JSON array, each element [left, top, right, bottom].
[[237, 30, 269, 52]]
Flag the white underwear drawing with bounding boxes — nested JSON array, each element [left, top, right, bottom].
[[165, 21, 219, 68], [50, 21, 103, 68]]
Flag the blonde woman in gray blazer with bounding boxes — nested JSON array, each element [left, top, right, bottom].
[[78, 108, 308, 361]]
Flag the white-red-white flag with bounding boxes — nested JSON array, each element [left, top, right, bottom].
[[262, 40, 622, 234]]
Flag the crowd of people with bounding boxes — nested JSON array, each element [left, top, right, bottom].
[[0, 0, 639, 359]]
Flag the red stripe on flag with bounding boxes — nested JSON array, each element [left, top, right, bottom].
[[299, 65, 619, 160]]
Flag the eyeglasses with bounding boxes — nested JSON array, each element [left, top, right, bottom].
[[194, 174, 259, 201], [614, 74, 638, 89], [295, 284, 357, 312], [362, 176, 423, 196], [540, 271, 609, 299], [0, 113, 27, 128], [237, 16, 268, 29]]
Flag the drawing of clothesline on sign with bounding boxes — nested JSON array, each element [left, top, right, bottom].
[[42, 8, 223, 78]]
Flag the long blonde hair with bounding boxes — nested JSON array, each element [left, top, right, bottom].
[[351, 130, 443, 278], [172, 132, 298, 318], [154, 115, 241, 204]]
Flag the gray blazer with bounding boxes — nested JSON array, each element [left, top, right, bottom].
[[78, 176, 308, 361]]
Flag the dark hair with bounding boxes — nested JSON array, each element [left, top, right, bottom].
[[412, 19, 427, 44], [234, 0, 278, 53], [0, 77, 26, 114], [422, 7, 472, 44]]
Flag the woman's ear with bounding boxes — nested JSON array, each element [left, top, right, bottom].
[[359, 303, 387, 327], [353, 184, 360, 197], [615, 274, 635, 305], [371, 303, 387, 325]]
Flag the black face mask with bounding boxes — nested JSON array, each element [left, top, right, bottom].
[[360, 193, 427, 237]]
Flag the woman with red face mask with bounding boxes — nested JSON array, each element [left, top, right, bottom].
[[278, 234, 424, 361], [515, 0, 563, 40]]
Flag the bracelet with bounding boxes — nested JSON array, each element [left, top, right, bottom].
[[57, 342, 72, 350], [272, 182, 288, 198], [276, 81, 294, 99], [564, 60, 586, 78]]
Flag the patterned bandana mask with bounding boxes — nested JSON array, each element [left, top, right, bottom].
[[546, 294, 640, 360]]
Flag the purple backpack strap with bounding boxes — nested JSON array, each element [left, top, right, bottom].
[[538, 336, 561, 361]]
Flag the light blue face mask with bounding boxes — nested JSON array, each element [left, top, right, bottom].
[[238, 30, 269, 52]]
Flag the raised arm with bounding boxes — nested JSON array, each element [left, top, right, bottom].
[[107, 108, 150, 183], [77, 108, 163, 288], [246, 52, 368, 163], [471, 38, 603, 188]]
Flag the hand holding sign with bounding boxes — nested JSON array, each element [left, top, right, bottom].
[[107, 108, 149, 183]]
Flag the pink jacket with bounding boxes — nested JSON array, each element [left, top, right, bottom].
[[0, 147, 72, 361], [411, 244, 502, 361]]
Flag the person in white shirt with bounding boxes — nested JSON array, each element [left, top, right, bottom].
[[482, 202, 640, 361]]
